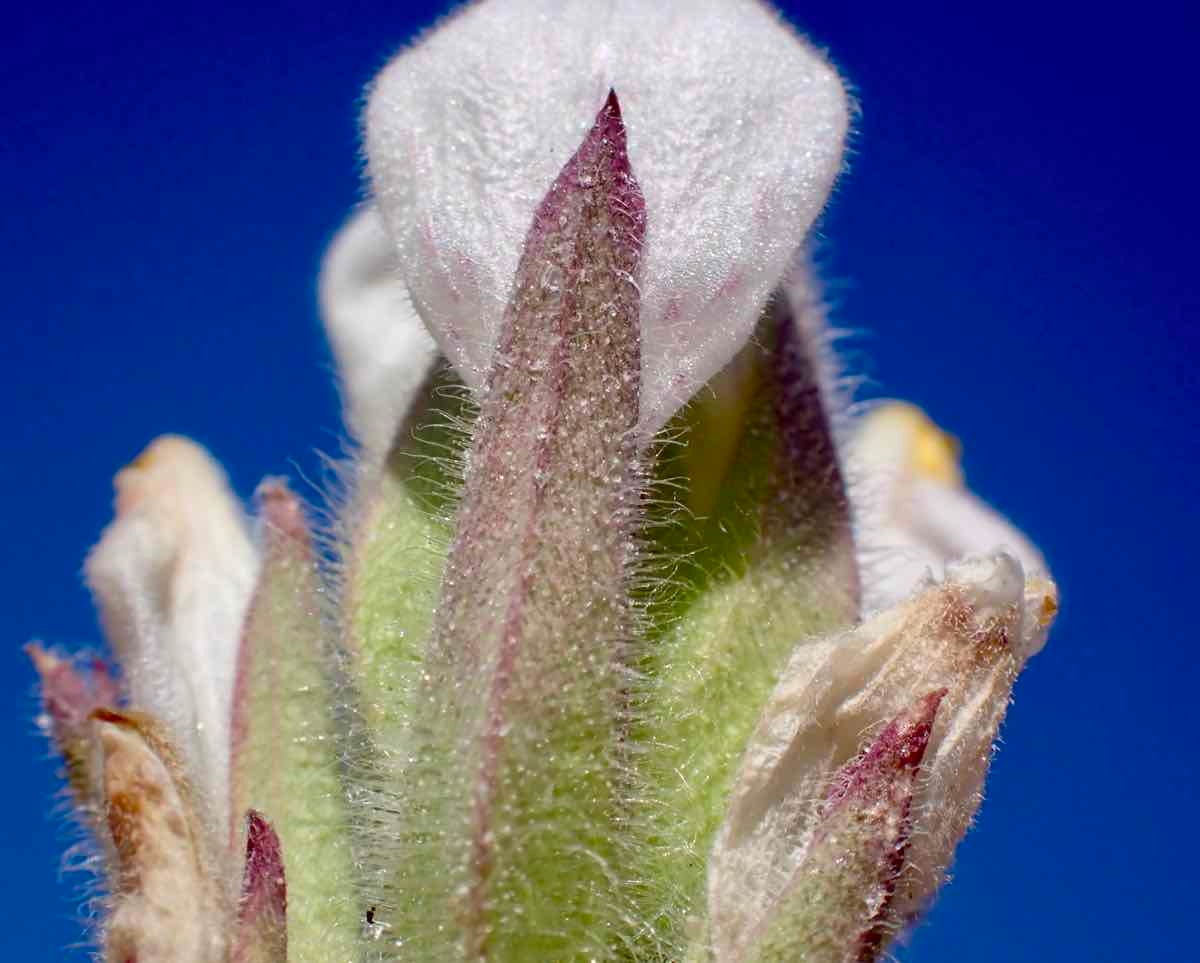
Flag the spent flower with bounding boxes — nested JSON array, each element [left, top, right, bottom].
[[28, 2, 1057, 962]]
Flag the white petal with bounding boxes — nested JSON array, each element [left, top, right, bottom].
[[366, 0, 848, 436], [84, 436, 258, 835], [848, 402, 1048, 614], [318, 206, 439, 455], [908, 478, 1046, 573]]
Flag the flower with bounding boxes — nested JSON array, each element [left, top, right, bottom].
[[848, 402, 1050, 614], [365, 0, 849, 436], [28, 2, 1058, 962], [319, 206, 438, 456], [83, 435, 259, 838]]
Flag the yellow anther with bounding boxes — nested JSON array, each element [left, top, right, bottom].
[[911, 421, 962, 486], [868, 402, 963, 487]]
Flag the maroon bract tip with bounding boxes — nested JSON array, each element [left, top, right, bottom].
[[242, 810, 287, 906], [604, 87, 622, 119], [826, 689, 946, 961], [255, 478, 309, 543], [233, 810, 287, 963], [827, 688, 946, 811], [28, 645, 94, 727]]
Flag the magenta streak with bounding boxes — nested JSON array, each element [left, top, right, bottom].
[[462, 89, 643, 948], [233, 810, 288, 963]]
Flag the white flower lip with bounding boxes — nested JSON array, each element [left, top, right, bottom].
[[849, 402, 1051, 615], [319, 206, 438, 455], [366, 0, 849, 437], [84, 435, 259, 835]]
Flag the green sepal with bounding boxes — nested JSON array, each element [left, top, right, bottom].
[[634, 287, 861, 953], [339, 360, 470, 741], [377, 91, 646, 961], [230, 481, 358, 963]]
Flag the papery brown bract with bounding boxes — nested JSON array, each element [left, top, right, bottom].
[[708, 554, 1058, 961]]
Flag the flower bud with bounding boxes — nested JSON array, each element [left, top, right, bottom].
[[707, 553, 1059, 961], [366, 0, 848, 436], [728, 689, 946, 963], [230, 480, 357, 962], [84, 435, 259, 838], [633, 274, 860, 952]]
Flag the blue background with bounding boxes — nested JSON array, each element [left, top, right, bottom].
[[3, 1, 1194, 959]]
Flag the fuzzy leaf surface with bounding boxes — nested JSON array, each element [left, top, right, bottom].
[[230, 482, 357, 963]]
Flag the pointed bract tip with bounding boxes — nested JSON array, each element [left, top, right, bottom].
[[234, 810, 288, 962], [891, 686, 947, 768], [26, 642, 61, 678], [242, 809, 286, 901], [255, 478, 308, 542], [28, 645, 88, 729], [604, 87, 621, 118], [585, 88, 632, 178], [28, 644, 120, 725]]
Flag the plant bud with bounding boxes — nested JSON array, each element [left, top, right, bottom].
[[707, 553, 1059, 961], [84, 436, 259, 836]]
